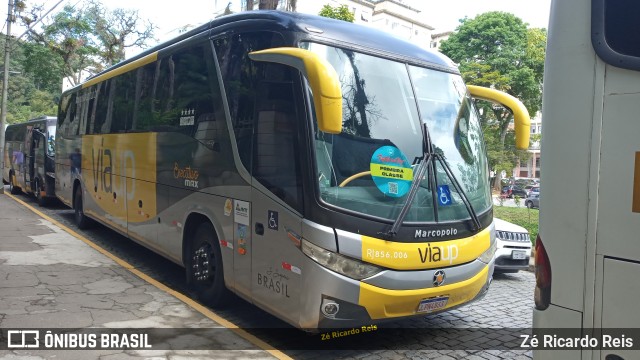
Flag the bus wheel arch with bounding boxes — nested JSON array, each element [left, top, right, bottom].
[[183, 213, 231, 307]]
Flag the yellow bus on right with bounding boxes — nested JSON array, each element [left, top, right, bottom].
[[534, 0, 640, 359]]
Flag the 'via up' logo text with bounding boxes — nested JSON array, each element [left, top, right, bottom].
[[418, 243, 459, 265]]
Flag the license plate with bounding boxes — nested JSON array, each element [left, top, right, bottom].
[[417, 296, 449, 313], [512, 250, 527, 260]]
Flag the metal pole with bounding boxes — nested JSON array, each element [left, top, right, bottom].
[[0, 0, 13, 194]]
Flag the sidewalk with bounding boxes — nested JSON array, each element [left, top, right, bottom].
[[0, 193, 279, 359]]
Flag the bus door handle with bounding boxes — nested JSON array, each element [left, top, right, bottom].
[[255, 222, 264, 236]]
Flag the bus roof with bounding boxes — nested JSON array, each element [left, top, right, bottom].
[[6, 116, 56, 127], [84, 10, 458, 87]]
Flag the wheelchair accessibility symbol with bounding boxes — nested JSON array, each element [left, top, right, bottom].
[[268, 210, 279, 230], [438, 185, 452, 206]]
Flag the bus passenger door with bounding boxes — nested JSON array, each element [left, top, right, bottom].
[[23, 126, 35, 191], [249, 70, 304, 325], [32, 130, 46, 192]]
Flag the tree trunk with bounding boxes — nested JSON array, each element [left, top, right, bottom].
[[258, 0, 279, 10]]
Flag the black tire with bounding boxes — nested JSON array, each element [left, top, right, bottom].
[[9, 173, 20, 194], [74, 186, 92, 229], [187, 222, 231, 307], [526, 201, 533, 209], [34, 178, 47, 207]]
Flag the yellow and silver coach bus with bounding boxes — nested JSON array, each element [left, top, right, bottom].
[[55, 11, 529, 329]]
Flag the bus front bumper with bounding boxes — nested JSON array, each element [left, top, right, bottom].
[[301, 257, 494, 329]]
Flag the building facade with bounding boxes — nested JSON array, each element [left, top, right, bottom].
[[516, 115, 542, 178]]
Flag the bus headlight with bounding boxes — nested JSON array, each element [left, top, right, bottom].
[[301, 240, 382, 280], [478, 240, 496, 264]]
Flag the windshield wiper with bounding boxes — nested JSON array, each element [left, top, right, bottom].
[[380, 122, 482, 239], [435, 155, 481, 231], [381, 123, 432, 238]]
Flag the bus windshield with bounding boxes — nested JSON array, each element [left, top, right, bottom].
[[306, 42, 491, 224]]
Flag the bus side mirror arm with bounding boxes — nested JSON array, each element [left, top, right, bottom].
[[467, 85, 531, 150], [248, 47, 343, 134]]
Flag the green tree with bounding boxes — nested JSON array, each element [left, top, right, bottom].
[[0, 35, 59, 124], [318, 4, 355, 22], [85, 0, 157, 67], [25, 2, 156, 82], [25, 4, 99, 87], [440, 12, 546, 189]]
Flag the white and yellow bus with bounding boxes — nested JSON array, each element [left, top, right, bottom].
[[55, 11, 529, 330], [534, 0, 640, 358]]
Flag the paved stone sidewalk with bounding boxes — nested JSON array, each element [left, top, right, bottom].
[[0, 194, 277, 359]]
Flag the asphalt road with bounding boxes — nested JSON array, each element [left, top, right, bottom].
[[17, 192, 536, 359]]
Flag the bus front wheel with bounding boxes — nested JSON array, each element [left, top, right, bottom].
[[74, 186, 92, 229], [187, 222, 231, 307]]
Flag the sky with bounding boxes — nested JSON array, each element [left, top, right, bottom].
[[1, 0, 552, 55]]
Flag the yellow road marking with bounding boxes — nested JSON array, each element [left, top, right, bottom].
[[5, 193, 292, 360]]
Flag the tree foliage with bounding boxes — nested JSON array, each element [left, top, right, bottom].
[[24, 1, 156, 84], [1, 1, 157, 125], [85, 0, 157, 67], [318, 4, 355, 22], [440, 12, 546, 187]]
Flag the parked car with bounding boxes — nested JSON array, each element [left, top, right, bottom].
[[493, 218, 533, 273], [501, 185, 527, 198], [526, 185, 540, 197], [525, 193, 540, 209]]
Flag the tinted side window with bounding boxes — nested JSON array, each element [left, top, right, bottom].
[[603, 0, 640, 57], [253, 64, 304, 212], [213, 32, 285, 171], [65, 94, 79, 137], [112, 71, 135, 133], [131, 63, 156, 132], [92, 80, 115, 134], [214, 32, 303, 212], [592, 0, 640, 69], [152, 43, 215, 135]]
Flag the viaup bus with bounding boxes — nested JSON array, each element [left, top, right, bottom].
[[55, 11, 529, 329]]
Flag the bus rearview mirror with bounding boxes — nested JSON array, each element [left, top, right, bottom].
[[248, 47, 343, 134], [467, 85, 531, 150]]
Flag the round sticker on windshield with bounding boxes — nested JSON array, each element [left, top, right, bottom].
[[370, 146, 414, 197]]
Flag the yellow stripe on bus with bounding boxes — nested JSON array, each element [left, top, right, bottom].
[[81, 133, 158, 222], [82, 52, 158, 88], [361, 226, 491, 270], [358, 265, 489, 319]]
